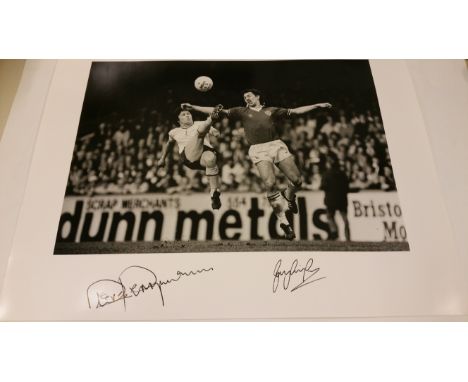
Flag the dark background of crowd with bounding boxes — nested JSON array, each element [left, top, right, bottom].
[[65, 60, 397, 196]]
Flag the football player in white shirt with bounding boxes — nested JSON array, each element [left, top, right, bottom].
[[158, 106, 223, 209]]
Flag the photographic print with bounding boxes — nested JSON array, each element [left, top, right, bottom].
[[54, 60, 409, 254]]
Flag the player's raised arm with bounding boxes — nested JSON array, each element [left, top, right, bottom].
[[157, 135, 175, 167], [181, 103, 215, 115], [289, 103, 332, 115], [181, 103, 226, 116]]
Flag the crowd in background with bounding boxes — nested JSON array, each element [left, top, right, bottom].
[[66, 100, 397, 196]]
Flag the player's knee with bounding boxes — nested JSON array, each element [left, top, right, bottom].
[[206, 165, 219, 176], [263, 177, 276, 192], [202, 151, 216, 167]]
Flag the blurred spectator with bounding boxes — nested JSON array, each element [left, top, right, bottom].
[[222, 158, 246, 186], [113, 124, 130, 148]]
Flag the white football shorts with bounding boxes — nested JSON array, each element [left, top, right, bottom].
[[248, 139, 293, 165]]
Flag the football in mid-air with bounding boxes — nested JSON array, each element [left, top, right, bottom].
[[194, 76, 213, 92]]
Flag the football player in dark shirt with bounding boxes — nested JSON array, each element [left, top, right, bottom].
[[182, 89, 331, 240]]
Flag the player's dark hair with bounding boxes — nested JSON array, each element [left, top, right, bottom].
[[174, 106, 191, 125], [242, 88, 264, 104]]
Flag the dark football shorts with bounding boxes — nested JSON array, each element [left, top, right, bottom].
[[180, 145, 217, 171]]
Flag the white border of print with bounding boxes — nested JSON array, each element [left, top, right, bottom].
[[0, 60, 463, 321]]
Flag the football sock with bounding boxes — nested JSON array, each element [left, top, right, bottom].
[[284, 181, 300, 201], [206, 165, 219, 195], [267, 191, 289, 225]]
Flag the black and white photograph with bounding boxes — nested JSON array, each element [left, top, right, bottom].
[[54, 60, 409, 254]]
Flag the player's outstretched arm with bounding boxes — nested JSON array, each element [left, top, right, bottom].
[[290, 103, 332, 115], [180, 103, 229, 120], [157, 136, 175, 167], [181, 103, 215, 114], [181, 103, 226, 117]]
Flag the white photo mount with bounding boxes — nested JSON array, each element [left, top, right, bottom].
[[0, 60, 466, 321]]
